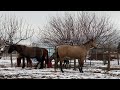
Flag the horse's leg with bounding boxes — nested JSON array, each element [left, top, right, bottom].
[[34, 57, 39, 69], [45, 51, 49, 68], [44, 56, 47, 68], [64, 60, 67, 69], [26, 58, 29, 67], [47, 59, 51, 68], [47, 56, 52, 68], [27, 58, 32, 68], [43, 55, 47, 68], [29, 58, 32, 68], [39, 57, 44, 69], [66, 60, 69, 69], [17, 57, 21, 67], [54, 57, 60, 72], [35, 62, 39, 69], [78, 59, 84, 73], [60, 60, 64, 73], [63, 60, 65, 68], [36, 57, 43, 69], [22, 57, 25, 68], [54, 59, 57, 72]]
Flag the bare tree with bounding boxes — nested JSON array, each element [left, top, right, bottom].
[[37, 11, 119, 47], [0, 15, 34, 67]]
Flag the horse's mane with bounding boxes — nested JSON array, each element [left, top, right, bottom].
[[83, 39, 94, 46], [12, 44, 26, 47]]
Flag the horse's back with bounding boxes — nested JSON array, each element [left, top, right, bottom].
[[23, 46, 46, 57], [57, 45, 84, 59]]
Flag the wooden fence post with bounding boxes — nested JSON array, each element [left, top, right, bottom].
[[107, 47, 111, 71], [117, 51, 119, 65]]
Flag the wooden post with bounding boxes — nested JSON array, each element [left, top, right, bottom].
[[95, 48, 97, 60], [89, 50, 92, 66], [107, 47, 111, 71], [103, 48, 107, 65], [117, 50, 119, 65], [10, 40, 13, 67]]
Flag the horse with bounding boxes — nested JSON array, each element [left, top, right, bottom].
[[8, 44, 49, 69], [55, 38, 97, 73], [0, 45, 33, 67], [17, 54, 32, 68]]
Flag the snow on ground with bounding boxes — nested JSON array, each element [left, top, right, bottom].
[[0, 57, 120, 79]]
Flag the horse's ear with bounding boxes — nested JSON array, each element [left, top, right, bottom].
[[90, 38, 94, 42], [91, 37, 96, 42]]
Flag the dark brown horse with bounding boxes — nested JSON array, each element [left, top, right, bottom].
[[8, 44, 49, 69], [55, 39, 97, 73], [0, 45, 33, 67]]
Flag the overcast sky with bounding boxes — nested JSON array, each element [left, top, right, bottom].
[[0, 11, 120, 45], [0, 11, 120, 29]]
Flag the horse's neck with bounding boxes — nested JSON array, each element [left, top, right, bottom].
[[15, 45, 24, 55], [83, 42, 92, 51]]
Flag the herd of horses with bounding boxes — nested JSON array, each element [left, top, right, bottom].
[[0, 38, 97, 73]]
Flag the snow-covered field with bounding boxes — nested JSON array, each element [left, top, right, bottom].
[[0, 57, 120, 79]]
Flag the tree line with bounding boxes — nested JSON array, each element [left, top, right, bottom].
[[0, 11, 120, 50]]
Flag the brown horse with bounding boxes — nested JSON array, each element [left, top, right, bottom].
[[55, 39, 97, 73], [8, 44, 49, 69], [17, 54, 32, 68]]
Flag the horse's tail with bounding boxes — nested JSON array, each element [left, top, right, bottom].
[[44, 49, 51, 68], [54, 46, 59, 71], [46, 50, 49, 65]]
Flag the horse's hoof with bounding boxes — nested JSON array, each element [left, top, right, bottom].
[[80, 71, 83, 73], [39, 67, 43, 69], [61, 70, 64, 73], [34, 67, 37, 69]]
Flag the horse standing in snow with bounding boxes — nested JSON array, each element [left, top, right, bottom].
[[8, 44, 49, 69], [55, 39, 97, 73]]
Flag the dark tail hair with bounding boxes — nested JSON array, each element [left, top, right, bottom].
[[54, 46, 59, 70], [44, 48, 49, 65]]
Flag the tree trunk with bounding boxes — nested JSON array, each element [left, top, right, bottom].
[[107, 48, 111, 71], [10, 53, 13, 67], [10, 40, 13, 67]]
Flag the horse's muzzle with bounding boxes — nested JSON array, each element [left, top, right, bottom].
[[93, 46, 97, 49]]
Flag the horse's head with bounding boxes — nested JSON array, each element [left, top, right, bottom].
[[8, 44, 25, 54], [0, 45, 9, 53], [8, 44, 16, 53], [90, 39, 97, 49]]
